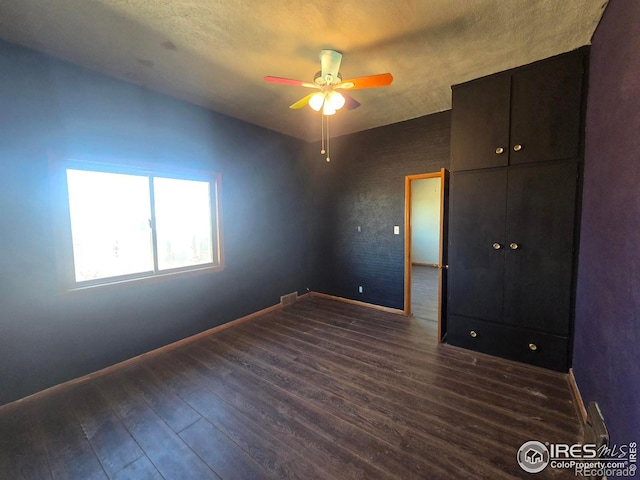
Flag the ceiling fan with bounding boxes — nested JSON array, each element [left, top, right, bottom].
[[264, 49, 393, 161], [264, 49, 393, 116]]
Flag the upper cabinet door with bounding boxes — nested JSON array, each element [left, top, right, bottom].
[[509, 53, 584, 165], [450, 74, 511, 171]]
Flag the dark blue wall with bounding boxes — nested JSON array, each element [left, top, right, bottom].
[[0, 40, 310, 406], [307, 112, 451, 309], [574, 0, 640, 447]]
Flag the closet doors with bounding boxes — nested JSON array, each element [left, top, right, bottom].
[[446, 48, 587, 371], [448, 162, 577, 335], [451, 51, 584, 172]]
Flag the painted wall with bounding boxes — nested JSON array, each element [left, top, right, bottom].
[[573, 0, 640, 447], [0, 40, 310, 406], [411, 177, 441, 265], [307, 112, 451, 310]]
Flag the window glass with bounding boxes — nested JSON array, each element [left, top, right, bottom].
[[153, 177, 214, 271], [62, 165, 222, 287], [66, 169, 154, 282]]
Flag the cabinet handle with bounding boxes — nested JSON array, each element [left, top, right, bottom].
[[529, 343, 538, 351], [509, 242, 519, 250], [513, 144, 522, 152], [495, 147, 504, 154], [470, 331, 477, 338], [492, 243, 502, 250]]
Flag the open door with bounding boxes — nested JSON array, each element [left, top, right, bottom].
[[404, 168, 449, 342], [439, 169, 449, 342]]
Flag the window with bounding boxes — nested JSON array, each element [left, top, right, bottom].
[[58, 161, 223, 288]]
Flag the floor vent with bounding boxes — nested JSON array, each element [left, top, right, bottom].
[[280, 292, 298, 306]]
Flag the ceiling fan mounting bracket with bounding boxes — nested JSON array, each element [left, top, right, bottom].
[[314, 71, 342, 86]]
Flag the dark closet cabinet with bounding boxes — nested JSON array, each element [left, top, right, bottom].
[[451, 50, 585, 172], [447, 162, 578, 370], [446, 49, 587, 371]]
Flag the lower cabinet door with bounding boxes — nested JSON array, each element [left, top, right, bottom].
[[447, 315, 569, 371], [503, 161, 578, 336], [448, 169, 507, 322]]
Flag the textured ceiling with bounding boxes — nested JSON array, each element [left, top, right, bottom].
[[0, 0, 607, 141]]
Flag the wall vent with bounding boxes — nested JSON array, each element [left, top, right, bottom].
[[584, 402, 609, 480], [280, 292, 298, 306], [585, 401, 609, 448]]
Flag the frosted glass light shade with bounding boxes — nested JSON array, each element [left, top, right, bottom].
[[323, 103, 336, 115], [327, 91, 345, 110], [309, 92, 325, 111]]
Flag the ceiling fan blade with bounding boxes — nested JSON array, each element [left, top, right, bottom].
[[289, 93, 315, 109], [342, 93, 361, 110], [264, 76, 317, 88], [338, 73, 393, 90], [320, 50, 342, 85]]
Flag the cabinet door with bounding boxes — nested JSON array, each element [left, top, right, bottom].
[[503, 162, 578, 335], [448, 169, 507, 322], [450, 74, 511, 171], [509, 52, 584, 165]]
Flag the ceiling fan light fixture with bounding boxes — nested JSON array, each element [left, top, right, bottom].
[[323, 103, 337, 116], [264, 49, 393, 162], [309, 92, 325, 111], [327, 91, 345, 111]]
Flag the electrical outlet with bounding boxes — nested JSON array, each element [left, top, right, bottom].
[[394, 226, 400, 235], [358, 286, 363, 294], [357, 225, 361, 232]]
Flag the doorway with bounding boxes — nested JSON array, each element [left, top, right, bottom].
[[404, 168, 448, 341]]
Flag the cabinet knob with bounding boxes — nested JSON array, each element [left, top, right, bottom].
[[529, 343, 538, 351], [509, 242, 519, 250], [470, 330, 477, 338], [495, 147, 504, 154], [513, 144, 522, 152], [492, 242, 502, 250]]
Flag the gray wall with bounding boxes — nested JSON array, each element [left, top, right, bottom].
[[0, 40, 310, 406], [307, 112, 451, 310]]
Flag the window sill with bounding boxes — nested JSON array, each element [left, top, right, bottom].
[[63, 264, 226, 294]]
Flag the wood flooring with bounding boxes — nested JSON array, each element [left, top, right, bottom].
[[411, 265, 439, 322], [0, 297, 582, 479]]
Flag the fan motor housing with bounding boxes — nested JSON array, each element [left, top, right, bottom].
[[314, 71, 342, 86]]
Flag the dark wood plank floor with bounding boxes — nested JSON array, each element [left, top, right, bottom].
[[411, 265, 439, 322], [0, 297, 582, 479]]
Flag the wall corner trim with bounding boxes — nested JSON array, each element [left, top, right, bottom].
[[568, 368, 588, 423], [0, 299, 291, 413], [310, 291, 407, 316]]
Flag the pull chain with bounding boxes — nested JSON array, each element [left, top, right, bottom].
[[326, 115, 330, 162], [321, 113, 326, 155]]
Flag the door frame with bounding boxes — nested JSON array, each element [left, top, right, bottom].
[[404, 168, 448, 340]]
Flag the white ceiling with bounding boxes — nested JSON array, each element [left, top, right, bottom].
[[0, 0, 607, 141]]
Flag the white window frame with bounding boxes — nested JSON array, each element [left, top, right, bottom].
[[51, 158, 225, 291]]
